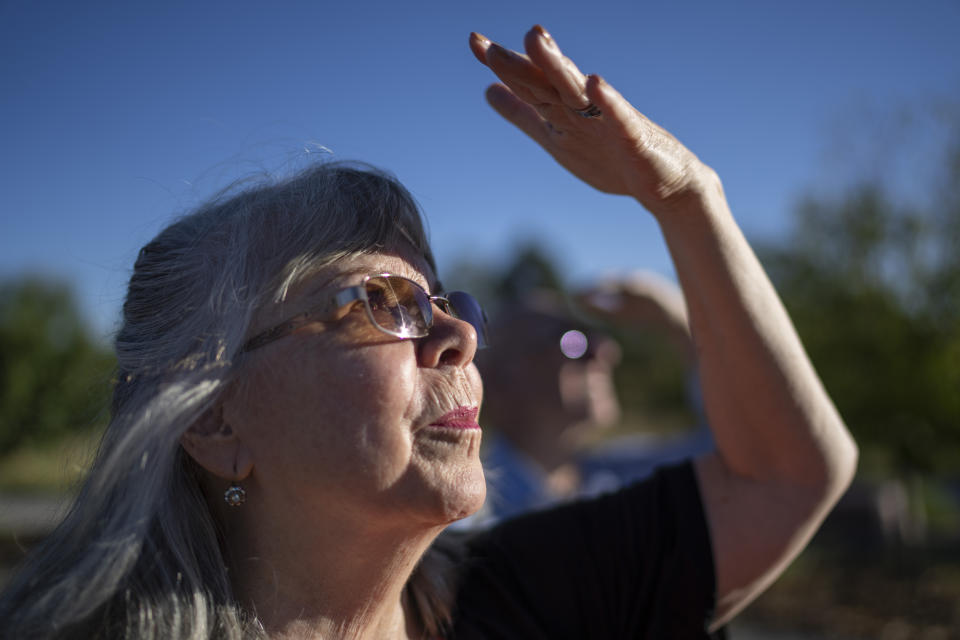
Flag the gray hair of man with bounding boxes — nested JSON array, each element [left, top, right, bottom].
[[0, 162, 460, 639]]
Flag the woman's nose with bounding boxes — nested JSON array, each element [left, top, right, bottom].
[[417, 306, 478, 368]]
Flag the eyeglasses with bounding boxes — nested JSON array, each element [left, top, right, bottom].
[[243, 273, 489, 352]]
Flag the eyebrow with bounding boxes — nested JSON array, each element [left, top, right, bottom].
[[366, 267, 438, 295], [295, 268, 367, 301]]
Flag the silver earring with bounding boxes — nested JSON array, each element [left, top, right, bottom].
[[224, 483, 246, 507]]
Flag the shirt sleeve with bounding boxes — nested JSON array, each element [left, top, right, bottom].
[[451, 461, 721, 640]]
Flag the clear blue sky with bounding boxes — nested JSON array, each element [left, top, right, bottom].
[[2, 0, 958, 336]]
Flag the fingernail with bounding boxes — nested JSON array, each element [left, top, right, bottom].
[[470, 32, 490, 46], [534, 25, 556, 47]]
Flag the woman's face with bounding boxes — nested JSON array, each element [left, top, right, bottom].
[[224, 248, 485, 533]]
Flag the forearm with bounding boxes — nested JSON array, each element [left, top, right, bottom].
[[653, 171, 857, 492], [648, 170, 857, 625], [471, 26, 863, 628]]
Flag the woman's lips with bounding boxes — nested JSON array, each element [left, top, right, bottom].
[[428, 406, 480, 430]]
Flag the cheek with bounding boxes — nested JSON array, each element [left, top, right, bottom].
[[231, 343, 422, 488], [468, 363, 484, 412], [314, 350, 418, 426]]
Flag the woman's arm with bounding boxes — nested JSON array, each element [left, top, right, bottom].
[[470, 26, 858, 628]]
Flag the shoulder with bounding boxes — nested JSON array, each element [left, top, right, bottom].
[[451, 462, 719, 639]]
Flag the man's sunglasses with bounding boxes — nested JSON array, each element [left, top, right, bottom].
[[243, 273, 489, 352]]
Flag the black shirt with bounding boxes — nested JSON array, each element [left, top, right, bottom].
[[451, 462, 724, 639]]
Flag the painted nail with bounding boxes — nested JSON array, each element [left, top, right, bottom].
[[534, 25, 556, 47]]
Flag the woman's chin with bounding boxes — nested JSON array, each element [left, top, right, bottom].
[[423, 465, 487, 525], [448, 485, 487, 524]]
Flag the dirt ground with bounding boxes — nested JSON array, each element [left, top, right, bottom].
[[737, 537, 960, 639]]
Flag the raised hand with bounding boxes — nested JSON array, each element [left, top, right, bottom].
[[474, 26, 858, 630], [580, 271, 688, 328], [577, 271, 696, 364], [470, 26, 718, 218]]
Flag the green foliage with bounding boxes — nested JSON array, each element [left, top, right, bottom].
[[759, 140, 960, 476], [0, 277, 115, 454], [446, 242, 567, 318], [490, 244, 566, 306], [604, 326, 694, 434]]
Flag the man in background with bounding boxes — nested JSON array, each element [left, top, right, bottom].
[[473, 272, 715, 525]]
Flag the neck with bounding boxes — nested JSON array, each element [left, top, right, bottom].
[[227, 514, 444, 640]]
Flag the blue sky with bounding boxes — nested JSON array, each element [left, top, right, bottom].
[[2, 0, 958, 336]]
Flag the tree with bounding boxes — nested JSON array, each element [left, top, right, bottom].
[[0, 277, 115, 454], [758, 105, 960, 477]]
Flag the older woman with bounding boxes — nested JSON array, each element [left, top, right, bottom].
[[0, 26, 856, 639]]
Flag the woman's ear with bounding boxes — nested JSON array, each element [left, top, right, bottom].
[[180, 403, 253, 481]]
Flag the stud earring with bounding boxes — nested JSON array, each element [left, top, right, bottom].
[[223, 459, 246, 507], [224, 483, 246, 507]]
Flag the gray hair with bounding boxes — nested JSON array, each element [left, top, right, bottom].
[[0, 162, 458, 639]]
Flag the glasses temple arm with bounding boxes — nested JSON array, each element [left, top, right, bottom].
[[243, 287, 364, 353]]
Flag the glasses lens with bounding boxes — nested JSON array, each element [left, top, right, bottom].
[[365, 276, 431, 338], [445, 291, 490, 348]]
